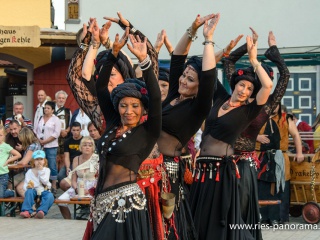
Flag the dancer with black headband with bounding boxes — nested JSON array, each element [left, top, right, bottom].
[[222, 30, 290, 239], [84, 28, 161, 239], [190, 33, 273, 239]]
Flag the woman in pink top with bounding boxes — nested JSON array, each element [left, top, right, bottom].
[[34, 101, 61, 195]]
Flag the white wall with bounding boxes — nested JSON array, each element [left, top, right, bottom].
[[64, 0, 320, 60]]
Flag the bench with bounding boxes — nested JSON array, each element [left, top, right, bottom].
[[0, 197, 91, 219]]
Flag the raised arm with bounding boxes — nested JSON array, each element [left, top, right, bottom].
[[104, 12, 159, 77], [247, 36, 273, 105], [127, 35, 161, 138], [66, 22, 102, 132], [215, 34, 243, 64], [224, 27, 257, 81], [264, 31, 290, 114]]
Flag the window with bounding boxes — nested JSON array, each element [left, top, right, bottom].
[[68, 0, 79, 19]]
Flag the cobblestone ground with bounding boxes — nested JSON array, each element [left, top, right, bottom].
[[1, 189, 320, 240]]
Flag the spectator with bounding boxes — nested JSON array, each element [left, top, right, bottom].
[[34, 101, 61, 196], [4, 102, 33, 133], [13, 127, 42, 197], [0, 125, 21, 198], [88, 122, 101, 150], [34, 90, 48, 131], [291, 112, 314, 153], [19, 150, 54, 219], [58, 137, 98, 219], [58, 122, 83, 191], [5, 120, 23, 155], [70, 108, 91, 137], [54, 90, 72, 174]]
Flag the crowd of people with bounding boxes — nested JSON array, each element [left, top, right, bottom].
[[0, 10, 320, 240]]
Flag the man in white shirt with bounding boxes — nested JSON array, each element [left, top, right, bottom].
[[34, 90, 47, 131], [54, 90, 72, 174]]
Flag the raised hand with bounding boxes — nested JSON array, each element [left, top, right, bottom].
[[104, 11, 130, 29], [203, 13, 220, 40], [191, 13, 215, 33], [99, 21, 112, 45], [91, 19, 100, 44], [249, 27, 258, 44], [247, 35, 258, 61], [268, 31, 276, 47], [112, 27, 129, 57], [154, 30, 165, 53], [127, 34, 148, 62], [225, 34, 244, 54]]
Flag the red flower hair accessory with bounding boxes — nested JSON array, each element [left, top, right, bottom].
[[94, 59, 97, 65], [270, 71, 274, 77], [238, 69, 244, 76], [140, 87, 148, 95]]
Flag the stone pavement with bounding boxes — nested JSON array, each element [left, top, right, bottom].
[[1, 190, 320, 240]]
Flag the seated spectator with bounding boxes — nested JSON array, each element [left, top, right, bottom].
[[70, 108, 91, 137], [0, 125, 21, 198], [12, 127, 42, 197], [58, 122, 83, 190], [4, 102, 33, 133], [20, 150, 54, 219], [58, 137, 98, 219]]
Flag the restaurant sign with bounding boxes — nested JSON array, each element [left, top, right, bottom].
[[0, 26, 40, 48]]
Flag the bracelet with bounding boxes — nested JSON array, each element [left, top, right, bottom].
[[91, 41, 101, 49], [202, 40, 215, 46], [169, 51, 174, 56], [80, 43, 89, 50], [140, 60, 151, 71], [139, 55, 150, 66], [253, 62, 261, 72], [103, 37, 111, 49], [187, 27, 198, 42], [223, 49, 230, 57]]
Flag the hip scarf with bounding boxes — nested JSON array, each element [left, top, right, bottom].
[[137, 154, 164, 240], [91, 182, 146, 229], [233, 150, 260, 169]]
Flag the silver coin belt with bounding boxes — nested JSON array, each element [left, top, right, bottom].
[[91, 183, 146, 224], [164, 161, 179, 183]]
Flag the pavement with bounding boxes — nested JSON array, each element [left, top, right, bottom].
[[1, 189, 320, 240]]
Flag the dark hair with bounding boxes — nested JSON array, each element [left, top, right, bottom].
[[94, 50, 135, 81], [88, 122, 95, 129], [71, 121, 81, 129], [45, 101, 55, 110], [9, 119, 21, 126]]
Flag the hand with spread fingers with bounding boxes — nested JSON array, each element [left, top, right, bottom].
[[127, 34, 148, 62], [224, 34, 244, 55], [104, 11, 131, 29], [112, 27, 129, 57]]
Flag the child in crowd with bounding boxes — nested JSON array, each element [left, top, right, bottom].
[[0, 125, 21, 198], [20, 150, 54, 219]]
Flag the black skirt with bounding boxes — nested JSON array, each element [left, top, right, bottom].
[[237, 159, 262, 240], [91, 182, 152, 240], [190, 156, 254, 240], [163, 155, 197, 240]]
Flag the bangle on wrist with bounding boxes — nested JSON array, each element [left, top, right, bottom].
[[202, 40, 215, 46], [103, 37, 111, 49], [91, 41, 101, 49], [187, 27, 198, 42], [80, 43, 89, 50], [223, 49, 230, 57], [253, 62, 261, 72], [139, 55, 151, 71]]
